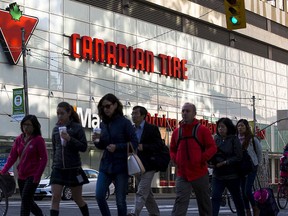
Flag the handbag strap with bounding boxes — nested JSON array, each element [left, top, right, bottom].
[[127, 142, 136, 155], [19, 139, 32, 163], [252, 137, 257, 156], [256, 174, 262, 190]]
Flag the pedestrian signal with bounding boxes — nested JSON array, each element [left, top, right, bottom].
[[224, 0, 246, 30]]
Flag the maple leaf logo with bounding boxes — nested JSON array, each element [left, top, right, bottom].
[[9, 3, 22, 21], [0, 3, 38, 64]]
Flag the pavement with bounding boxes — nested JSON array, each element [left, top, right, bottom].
[[9, 191, 177, 201]]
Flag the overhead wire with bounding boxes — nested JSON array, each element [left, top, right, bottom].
[[28, 47, 254, 111], [0, 2, 265, 115], [27, 35, 253, 103]]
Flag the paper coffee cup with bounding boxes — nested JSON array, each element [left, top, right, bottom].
[[93, 127, 101, 142], [59, 126, 67, 146]]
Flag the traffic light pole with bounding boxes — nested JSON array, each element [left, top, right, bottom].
[[22, 28, 29, 116]]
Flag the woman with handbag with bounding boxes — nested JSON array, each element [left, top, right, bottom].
[[50, 102, 89, 216], [92, 93, 138, 216], [209, 117, 245, 216], [237, 119, 262, 216], [0, 114, 48, 216]]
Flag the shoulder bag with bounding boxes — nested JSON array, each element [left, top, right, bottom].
[[127, 142, 145, 176]]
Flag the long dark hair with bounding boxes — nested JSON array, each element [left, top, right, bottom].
[[57, 102, 80, 123], [20, 115, 42, 136], [216, 117, 236, 136], [97, 93, 123, 122], [236, 119, 253, 149]]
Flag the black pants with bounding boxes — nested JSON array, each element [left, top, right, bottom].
[[18, 176, 44, 216]]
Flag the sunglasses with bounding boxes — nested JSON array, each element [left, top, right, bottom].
[[102, 103, 113, 109]]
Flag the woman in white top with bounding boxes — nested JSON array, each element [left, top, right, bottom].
[[236, 119, 262, 216]]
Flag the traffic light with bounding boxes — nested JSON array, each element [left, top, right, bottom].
[[224, 0, 246, 30]]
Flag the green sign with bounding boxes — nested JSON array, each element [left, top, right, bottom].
[[12, 88, 25, 121]]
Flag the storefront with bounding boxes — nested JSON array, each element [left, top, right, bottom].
[[0, 0, 288, 188]]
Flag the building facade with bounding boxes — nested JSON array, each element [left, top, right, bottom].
[[1, 0, 288, 188]]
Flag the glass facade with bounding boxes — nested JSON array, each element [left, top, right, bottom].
[[0, 0, 288, 186]]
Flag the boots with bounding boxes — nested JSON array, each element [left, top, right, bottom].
[[252, 205, 260, 216], [245, 209, 252, 216], [50, 209, 59, 216], [79, 204, 89, 216]]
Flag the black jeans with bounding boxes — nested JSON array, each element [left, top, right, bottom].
[[18, 176, 44, 216]]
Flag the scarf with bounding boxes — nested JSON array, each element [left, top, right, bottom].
[[238, 134, 245, 145]]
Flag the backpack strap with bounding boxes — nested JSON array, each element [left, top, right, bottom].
[[176, 123, 205, 152]]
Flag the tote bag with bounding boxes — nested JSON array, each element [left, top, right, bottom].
[[127, 142, 145, 175]]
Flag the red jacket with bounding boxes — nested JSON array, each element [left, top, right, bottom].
[[1, 134, 48, 183], [170, 119, 217, 181]]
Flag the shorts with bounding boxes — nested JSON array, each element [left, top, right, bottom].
[[50, 167, 89, 187]]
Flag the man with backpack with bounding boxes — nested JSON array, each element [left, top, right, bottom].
[[128, 106, 164, 216], [170, 102, 217, 216]]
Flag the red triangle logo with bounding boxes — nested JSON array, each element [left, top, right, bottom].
[[0, 9, 38, 65]]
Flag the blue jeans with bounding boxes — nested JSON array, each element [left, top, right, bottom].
[[95, 172, 128, 216], [241, 167, 258, 209], [211, 177, 245, 216]]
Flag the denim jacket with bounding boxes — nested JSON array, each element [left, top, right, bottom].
[[247, 137, 262, 166]]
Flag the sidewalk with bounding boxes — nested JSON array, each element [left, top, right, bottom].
[[9, 191, 177, 201]]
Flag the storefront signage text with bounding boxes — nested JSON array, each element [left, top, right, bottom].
[[70, 33, 188, 80], [146, 113, 177, 130], [77, 107, 219, 135]]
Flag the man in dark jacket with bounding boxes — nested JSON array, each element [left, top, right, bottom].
[[170, 102, 217, 216], [128, 106, 163, 216]]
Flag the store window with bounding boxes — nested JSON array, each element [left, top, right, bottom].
[[267, 0, 284, 10], [278, 0, 284, 10], [267, 0, 276, 7]]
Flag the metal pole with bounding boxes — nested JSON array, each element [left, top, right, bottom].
[[22, 28, 29, 115], [252, 95, 256, 135]]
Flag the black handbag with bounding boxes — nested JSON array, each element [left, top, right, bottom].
[[239, 149, 254, 177]]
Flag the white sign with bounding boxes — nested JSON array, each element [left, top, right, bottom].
[[76, 107, 100, 129]]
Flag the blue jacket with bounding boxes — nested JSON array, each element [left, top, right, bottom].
[[94, 115, 138, 174]]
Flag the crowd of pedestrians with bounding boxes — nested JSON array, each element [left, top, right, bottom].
[[0, 96, 270, 216]]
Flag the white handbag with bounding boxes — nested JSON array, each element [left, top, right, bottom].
[[127, 142, 145, 176]]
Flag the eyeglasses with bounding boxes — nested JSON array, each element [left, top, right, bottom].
[[102, 103, 113, 109]]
